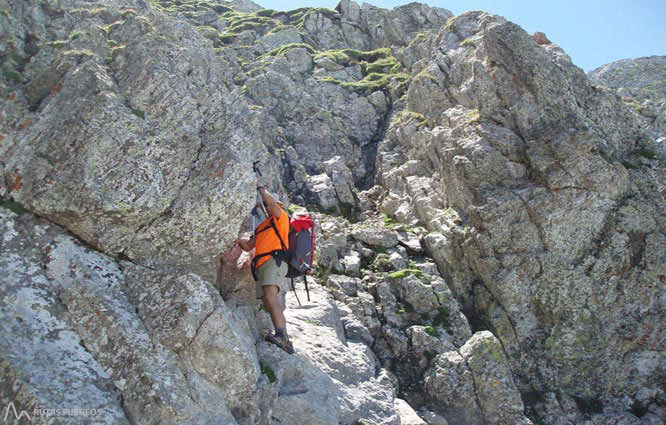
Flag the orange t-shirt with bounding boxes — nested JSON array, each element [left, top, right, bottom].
[[254, 208, 290, 270]]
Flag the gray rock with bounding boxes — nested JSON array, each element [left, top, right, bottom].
[[381, 10, 666, 412], [389, 250, 408, 270], [341, 250, 362, 277], [351, 225, 399, 248], [3, 7, 258, 284], [120, 264, 218, 353], [397, 230, 424, 252], [60, 278, 236, 424], [419, 409, 449, 425], [322, 155, 358, 206], [424, 349, 483, 425], [188, 305, 261, 418], [425, 331, 530, 425], [326, 274, 361, 297], [339, 302, 374, 345], [0, 209, 129, 425], [394, 398, 427, 425], [260, 282, 400, 425], [588, 56, 666, 100], [4, 0, 666, 422], [459, 331, 528, 424], [307, 173, 340, 211], [258, 28, 303, 52]]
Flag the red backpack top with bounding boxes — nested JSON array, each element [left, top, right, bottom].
[[286, 214, 315, 278]]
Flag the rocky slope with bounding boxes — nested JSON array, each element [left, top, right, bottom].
[[1, 0, 665, 424], [588, 56, 666, 140]]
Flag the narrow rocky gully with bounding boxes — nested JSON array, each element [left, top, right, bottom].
[[1, 0, 665, 424]]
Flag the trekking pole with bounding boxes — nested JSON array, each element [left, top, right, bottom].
[[252, 161, 268, 217], [290, 278, 302, 307]]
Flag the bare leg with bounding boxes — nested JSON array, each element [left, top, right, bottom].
[[262, 285, 287, 333]]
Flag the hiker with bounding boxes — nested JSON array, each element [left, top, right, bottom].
[[236, 182, 294, 354]]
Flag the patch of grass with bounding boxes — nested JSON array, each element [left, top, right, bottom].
[[314, 46, 409, 94], [9, 52, 27, 69], [255, 8, 280, 17], [131, 108, 145, 119], [109, 45, 125, 60], [315, 49, 353, 66], [315, 47, 392, 67], [2, 70, 22, 83], [395, 110, 428, 128], [622, 97, 644, 113], [291, 7, 338, 28], [361, 56, 397, 74], [341, 71, 410, 95], [634, 149, 656, 159], [259, 361, 276, 383], [225, 14, 281, 33], [61, 49, 95, 63], [45, 40, 68, 48], [621, 160, 639, 170], [383, 214, 399, 228], [24, 43, 40, 56], [424, 326, 439, 337], [372, 253, 394, 272], [433, 306, 450, 330], [288, 203, 305, 214], [101, 22, 122, 36], [0, 199, 29, 215], [443, 15, 459, 32], [388, 268, 423, 279], [314, 75, 341, 84], [262, 42, 314, 58], [70, 31, 82, 40], [467, 108, 480, 123]]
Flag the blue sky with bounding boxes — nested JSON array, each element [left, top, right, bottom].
[[252, 0, 666, 72]]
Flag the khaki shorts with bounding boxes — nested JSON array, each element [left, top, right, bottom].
[[255, 257, 288, 299]]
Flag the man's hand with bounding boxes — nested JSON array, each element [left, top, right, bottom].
[[236, 235, 255, 252]]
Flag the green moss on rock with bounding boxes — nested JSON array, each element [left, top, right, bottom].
[[388, 269, 423, 279], [259, 361, 276, 383], [424, 326, 439, 337], [0, 199, 29, 215]]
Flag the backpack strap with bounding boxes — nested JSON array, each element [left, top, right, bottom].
[[251, 251, 281, 281], [250, 214, 290, 280], [268, 216, 288, 252]]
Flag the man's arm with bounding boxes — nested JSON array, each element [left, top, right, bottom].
[[257, 185, 282, 219], [236, 234, 256, 252]]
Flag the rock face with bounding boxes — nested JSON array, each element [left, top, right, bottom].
[[588, 56, 666, 99], [1, 0, 665, 424], [588, 56, 666, 141], [377, 11, 666, 424]]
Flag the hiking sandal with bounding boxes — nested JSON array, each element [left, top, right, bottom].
[[265, 333, 294, 355]]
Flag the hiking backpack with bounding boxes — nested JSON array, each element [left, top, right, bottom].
[[285, 214, 315, 304], [252, 212, 316, 305]]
